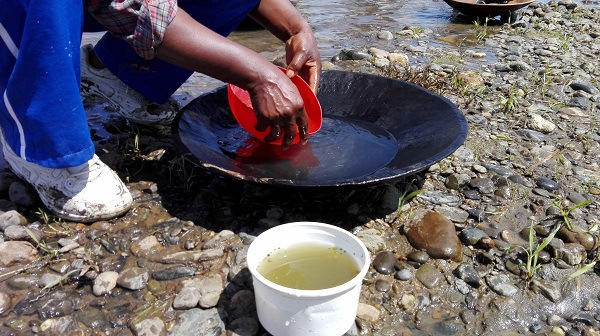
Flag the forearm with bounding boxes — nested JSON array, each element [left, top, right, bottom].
[[249, 0, 313, 43], [155, 8, 279, 91]]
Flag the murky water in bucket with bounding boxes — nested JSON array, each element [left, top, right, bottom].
[[218, 115, 399, 182]]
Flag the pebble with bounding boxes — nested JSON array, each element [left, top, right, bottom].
[[405, 210, 463, 261], [536, 177, 560, 191], [372, 250, 397, 275], [93, 271, 119, 296]]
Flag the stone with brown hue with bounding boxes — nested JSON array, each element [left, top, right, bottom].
[[404, 211, 463, 262]]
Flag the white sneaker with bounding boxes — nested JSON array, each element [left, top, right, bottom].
[[2, 140, 133, 223], [80, 44, 179, 126]]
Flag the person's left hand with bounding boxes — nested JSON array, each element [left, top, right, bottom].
[[284, 29, 321, 94]]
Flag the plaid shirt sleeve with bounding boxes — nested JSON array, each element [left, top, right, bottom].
[[86, 0, 178, 60]]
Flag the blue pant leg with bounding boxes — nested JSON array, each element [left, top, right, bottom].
[[91, 0, 261, 104], [0, 0, 94, 168]]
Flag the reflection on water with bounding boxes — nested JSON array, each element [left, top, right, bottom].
[[217, 116, 399, 182]]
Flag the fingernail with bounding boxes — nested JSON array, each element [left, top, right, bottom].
[[286, 69, 295, 78]]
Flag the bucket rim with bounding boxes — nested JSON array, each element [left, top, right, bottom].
[[247, 221, 371, 298]]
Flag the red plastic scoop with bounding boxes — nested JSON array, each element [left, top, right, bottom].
[[227, 67, 322, 145]]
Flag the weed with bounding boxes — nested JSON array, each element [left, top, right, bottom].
[[497, 83, 524, 114], [24, 227, 60, 257], [524, 222, 561, 281], [397, 188, 424, 215], [550, 198, 591, 230], [472, 17, 490, 42]]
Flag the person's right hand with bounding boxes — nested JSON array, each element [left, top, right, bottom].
[[247, 65, 309, 149]]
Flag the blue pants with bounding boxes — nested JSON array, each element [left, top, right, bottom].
[[1, 0, 259, 168]]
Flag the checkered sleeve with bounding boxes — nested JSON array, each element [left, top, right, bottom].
[[86, 0, 178, 60]]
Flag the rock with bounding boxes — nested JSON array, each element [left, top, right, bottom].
[[372, 251, 397, 275], [0, 292, 11, 315], [117, 267, 149, 290], [356, 229, 386, 253], [486, 274, 518, 297], [130, 236, 163, 257], [0, 210, 28, 231], [405, 211, 463, 261], [357, 303, 380, 322], [226, 317, 260, 336], [415, 263, 443, 289], [93, 271, 118, 296], [130, 317, 166, 336], [173, 286, 201, 309], [528, 113, 556, 133], [0, 241, 37, 267], [169, 308, 224, 336]]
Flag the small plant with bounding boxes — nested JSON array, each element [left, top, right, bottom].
[[472, 17, 490, 42], [497, 83, 524, 114], [397, 180, 424, 214], [550, 198, 591, 230], [524, 222, 561, 281], [24, 227, 60, 257]]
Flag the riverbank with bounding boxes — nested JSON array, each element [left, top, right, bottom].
[[0, 1, 599, 335]]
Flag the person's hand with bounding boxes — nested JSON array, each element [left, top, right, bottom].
[[247, 65, 309, 149], [284, 29, 322, 94]]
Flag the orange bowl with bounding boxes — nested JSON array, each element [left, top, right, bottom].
[[227, 67, 322, 145]]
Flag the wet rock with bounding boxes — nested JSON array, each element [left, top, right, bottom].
[[536, 177, 559, 191], [415, 263, 443, 289], [373, 250, 397, 275], [454, 263, 482, 288], [203, 230, 235, 249], [558, 227, 598, 252], [169, 308, 224, 336], [75, 307, 111, 331], [39, 273, 65, 289], [460, 228, 488, 246], [117, 267, 149, 290], [0, 292, 11, 315], [151, 266, 197, 281], [553, 243, 587, 266], [93, 271, 119, 296], [0, 241, 37, 267], [173, 286, 200, 309], [374, 279, 391, 293], [130, 317, 166, 336], [394, 262, 415, 281], [357, 303, 380, 322], [227, 317, 260, 336], [568, 312, 598, 327], [6, 275, 39, 290], [130, 236, 163, 257], [181, 274, 224, 308], [356, 229, 386, 253], [407, 250, 429, 265], [39, 316, 84, 335], [405, 211, 463, 261], [37, 291, 75, 319], [531, 279, 562, 303], [435, 205, 469, 223], [149, 248, 224, 264], [486, 274, 518, 297]]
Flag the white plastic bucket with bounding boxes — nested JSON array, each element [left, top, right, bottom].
[[246, 222, 371, 336]]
